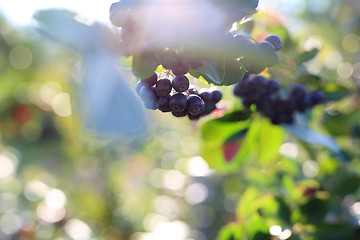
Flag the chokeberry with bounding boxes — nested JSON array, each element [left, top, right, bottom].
[[136, 81, 144, 95], [309, 90, 324, 106], [210, 88, 222, 103], [172, 110, 187, 117], [141, 72, 158, 87], [169, 92, 188, 112], [157, 95, 171, 112], [172, 64, 190, 76], [266, 78, 280, 93], [161, 50, 179, 70], [139, 86, 157, 102], [199, 89, 212, 103], [156, 78, 172, 97], [265, 34, 283, 51], [172, 75, 190, 92], [187, 95, 205, 115]]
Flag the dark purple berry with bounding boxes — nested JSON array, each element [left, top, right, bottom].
[[172, 110, 187, 117], [139, 86, 157, 102], [199, 89, 212, 103], [309, 91, 324, 106], [109, 2, 131, 27], [187, 95, 205, 115], [295, 95, 311, 112], [136, 81, 143, 95], [188, 113, 201, 120], [169, 92, 188, 112], [161, 50, 180, 69], [187, 87, 198, 95], [266, 78, 281, 93], [210, 87, 222, 103], [144, 99, 158, 110], [233, 78, 251, 97], [156, 78, 172, 97], [290, 84, 307, 99], [172, 75, 189, 92], [157, 95, 171, 112], [140, 72, 158, 87], [204, 102, 217, 115], [265, 34, 283, 51], [258, 41, 278, 66], [251, 75, 267, 92], [172, 64, 189, 76]]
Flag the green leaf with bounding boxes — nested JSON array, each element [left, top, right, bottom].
[[132, 52, 159, 79], [236, 187, 260, 220], [200, 118, 251, 173], [216, 223, 245, 240], [216, 110, 251, 123], [189, 56, 246, 86], [283, 125, 340, 153], [315, 224, 360, 240], [257, 119, 284, 163], [300, 197, 330, 225], [296, 73, 325, 90], [295, 48, 319, 66]]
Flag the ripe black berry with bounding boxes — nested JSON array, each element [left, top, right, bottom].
[[144, 99, 158, 110], [258, 41, 278, 66], [309, 91, 324, 106], [109, 2, 131, 27], [210, 88, 222, 103], [169, 92, 188, 112], [157, 95, 171, 112], [266, 78, 280, 93], [136, 81, 143, 95], [251, 75, 267, 92], [187, 95, 205, 115], [161, 50, 179, 70], [172, 75, 190, 92], [172, 110, 187, 117], [141, 72, 158, 87], [172, 64, 190, 76], [139, 86, 157, 102], [199, 89, 212, 103], [290, 84, 307, 99], [204, 102, 216, 115], [265, 34, 283, 51], [156, 78, 172, 97]]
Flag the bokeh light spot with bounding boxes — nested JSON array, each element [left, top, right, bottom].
[[9, 46, 33, 70], [64, 219, 92, 240]]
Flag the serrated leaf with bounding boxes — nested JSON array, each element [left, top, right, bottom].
[[283, 125, 341, 153], [295, 48, 319, 66], [189, 56, 246, 86]]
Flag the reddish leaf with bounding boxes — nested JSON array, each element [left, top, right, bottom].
[[223, 141, 241, 162]]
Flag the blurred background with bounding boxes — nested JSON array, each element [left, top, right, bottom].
[[0, 0, 359, 240]]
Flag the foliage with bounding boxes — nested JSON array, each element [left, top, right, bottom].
[[0, 0, 359, 240]]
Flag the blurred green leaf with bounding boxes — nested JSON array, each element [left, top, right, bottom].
[[216, 223, 245, 240], [295, 48, 319, 66], [257, 119, 284, 163], [283, 125, 340, 153], [315, 224, 360, 240], [300, 197, 330, 225], [200, 117, 251, 172], [236, 187, 260, 220]]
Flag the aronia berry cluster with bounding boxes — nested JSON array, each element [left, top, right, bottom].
[[136, 72, 222, 120], [233, 74, 324, 124]]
